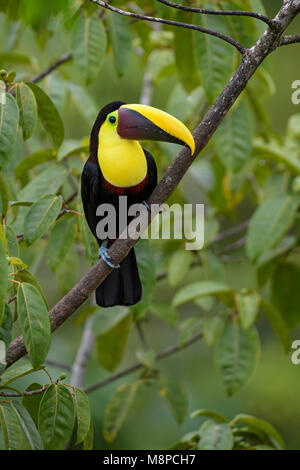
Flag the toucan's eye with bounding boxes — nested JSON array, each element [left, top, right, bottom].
[[108, 115, 116, 124]]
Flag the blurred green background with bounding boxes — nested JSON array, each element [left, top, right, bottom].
[[1, 0, 300, 450]]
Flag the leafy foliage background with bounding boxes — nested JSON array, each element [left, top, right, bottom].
[[0, 0, 300, 450]]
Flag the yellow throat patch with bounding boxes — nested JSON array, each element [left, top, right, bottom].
[[97, 120, 147, 188]]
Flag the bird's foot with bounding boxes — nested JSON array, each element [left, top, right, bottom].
[[99, 241, 120, 269], [142, 200, 166, 215], [142, 200, 151, 213]]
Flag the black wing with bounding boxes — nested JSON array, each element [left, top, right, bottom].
[[143, 148, 158, 200], [81, 159, 102, 240]]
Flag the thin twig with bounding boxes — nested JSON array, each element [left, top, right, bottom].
[[218, 236, 246, 255], [0, 386, 48, 398], [156, 0, 275, 28], [7, 295, 17, 305], [29, 51, 73, 83], [84, 331, 203, 394], [156, 221, 249, 281], [90, 0, 246, 54], [44, 359, 72, 371], [136, 322, 149, 350], [211, 220, 249, 244]]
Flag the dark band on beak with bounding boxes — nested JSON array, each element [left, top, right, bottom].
[[118, 107, 188, 148]]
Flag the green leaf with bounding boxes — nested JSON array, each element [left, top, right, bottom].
[[168, 249, 193, 288], [15, 270, 48, 309], [178, 317, 202, 345], [191, 409, 227, 423], [203, 316, 223, 347], [26, 82, 64, 148], [159, 377, 188, 425], [108, 11, 132, 77], [0, 363, 40, 387], [0, 52, 31, 65], [194, 10, 235, 103], [254, 138, 300, 175], [169, 430, 200, 450], [18, 165, 68, 202], [131, 240, 156, 320], [246, 195, 299, 263], [57, 139, 88, 161], [198, 421, 233, 450], [222, 0, 257, 47], [135, 349, 156, 369], [68, 83, 98, 124], [10, 401, 43, 450], [0, 93, 19, 169], [72, 14, 107, 83], [14, 148, 56, 185], [0, 402, 30, 450], [16, 82, 38, 141], [95, 311, 132, 371], [73, 387, 91, 445], [38, 384, 75, 450], [22, 382, 45, 427], [271, 262, 300, 329], [55, 245, 78, 293], [0, 172, 10, 216], [24, 194, 62, 245], [0, 303, 13, 348], [260, 300, 290, 352], [0, 237, 8, 325], [46, 215, 76, 271], [174, 11, 199, 92], [149, 300, 178, 327], [232, 414, 285, 449], [92, 306, 129, 336], [236, 289, 261, 330], [173, 280, 233, 307], [17, 283, 51, 368], [5, 225, 19, 257], [103, 382, 139, 443], [215, 318, 260, 396], [83, 417, 94, 450], [287, 113, 300, 139], [214, 100, 254, 172]]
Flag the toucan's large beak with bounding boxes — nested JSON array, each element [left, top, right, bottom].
[[117, 104, 195, 154]]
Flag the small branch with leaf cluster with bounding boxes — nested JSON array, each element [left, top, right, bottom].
[[89, 0, 246, 53], [156, 0, 275, 28]]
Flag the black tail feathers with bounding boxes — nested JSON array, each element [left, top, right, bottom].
[[96, 248, 142, 307]]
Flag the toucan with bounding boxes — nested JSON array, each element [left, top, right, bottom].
[[81, 101, 195, 308]]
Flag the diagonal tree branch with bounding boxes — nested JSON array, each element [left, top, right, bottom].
[[89, 0, 246, 54], [156, 0, 275, 28], [5, 0, 300, 369]]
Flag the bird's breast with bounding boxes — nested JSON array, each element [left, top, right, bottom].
[[98, 127, 147, 187]]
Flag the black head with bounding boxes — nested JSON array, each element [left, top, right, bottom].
[[90, 101, 126, 156]]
